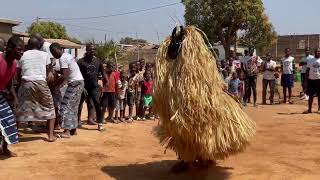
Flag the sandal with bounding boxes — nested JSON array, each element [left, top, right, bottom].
[[55, 132, 71, 138], [98, 124, 106, 132]]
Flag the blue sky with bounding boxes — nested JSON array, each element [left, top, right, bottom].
[[1, 0, 319, 43]]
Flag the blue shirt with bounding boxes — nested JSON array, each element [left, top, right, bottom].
[[228, 78, 241, 96]]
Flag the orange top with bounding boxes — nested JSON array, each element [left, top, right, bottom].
[[102, 72, 117, 92]]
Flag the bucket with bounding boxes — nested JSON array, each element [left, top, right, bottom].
[[295, 72, 301, 82]]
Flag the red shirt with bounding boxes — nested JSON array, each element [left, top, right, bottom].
[[142, 81, 153, 95], [0, 55, 16, 91], [103, 72, 117, 92], [114, 71, 121, 81]]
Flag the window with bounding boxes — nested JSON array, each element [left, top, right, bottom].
[[297, 40, 306, 49]]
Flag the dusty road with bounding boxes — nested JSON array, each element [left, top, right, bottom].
[[1, 78, 320, 180]]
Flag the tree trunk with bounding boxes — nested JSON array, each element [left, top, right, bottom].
[[218, 28, 231, 60], [223, 41, 231, 59]]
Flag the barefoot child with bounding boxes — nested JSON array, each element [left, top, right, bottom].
[[141, 71, 154, 120], [101, 61, 117, 123], [274, 72, 282, 103], [127, 62, 137, 122], [239, 73, 246, 104], [115, 72, 128, 122], [228, 72, 241, 98]]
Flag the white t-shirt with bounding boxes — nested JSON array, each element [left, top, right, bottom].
[[117, 80, 128, 99], [41, 41, 60, 71], [232, 59, 241, 72], [301, 55, 314, 73], [18, 50, 51, 81], [59, 53, 83, 82], [307, 57, 320, 80], [41, 41, 53, 58], [263, 60, 277, 80], [282, 56, 295, 74]]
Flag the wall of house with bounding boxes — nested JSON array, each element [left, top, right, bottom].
[[125, 49, 158, 63], [0, 23, 13, 41], [268, 35, 320, 61]]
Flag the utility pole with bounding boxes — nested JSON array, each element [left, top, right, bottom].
[[136, 32, 140, 60], [104, 33, 107, 44], [156, 31, 160, 45], [275, 37, 278, 60], [36, 16, 39, 23]]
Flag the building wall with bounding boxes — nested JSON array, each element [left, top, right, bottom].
[[0, 23, 13, 41], [268, 35, 320, 61], [125, 49, 158, 63]]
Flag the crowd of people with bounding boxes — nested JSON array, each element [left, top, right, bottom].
[[223, 46, 320, 114], [0, 35, 155, 157], [1, 33, 320, 158]]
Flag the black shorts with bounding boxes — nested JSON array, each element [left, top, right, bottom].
[[101, 92, 116, 108], [127, 92, 135, 107], [307, 79, 320, 96]]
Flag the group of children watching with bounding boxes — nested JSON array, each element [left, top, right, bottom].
[[101, 59, 154, 123]]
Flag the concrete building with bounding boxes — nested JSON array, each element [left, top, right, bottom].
[[0, 18, 21, 41], [268, 34, 320, 61]]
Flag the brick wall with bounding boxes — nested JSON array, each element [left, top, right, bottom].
[[266, 35, 320, 62]]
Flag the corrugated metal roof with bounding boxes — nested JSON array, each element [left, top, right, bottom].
[[23, 37, 81, 49], [0, 18, 21, 26]]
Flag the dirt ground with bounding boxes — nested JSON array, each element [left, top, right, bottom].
[[1, 76, 320, 180]]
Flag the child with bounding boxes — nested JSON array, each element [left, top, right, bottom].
[[115, 72, 128, 122], [228, 72, 241, 97], [141, 71, 154, 120], [127, 62, 137, 122], [239, 73, 246, 104], [274, 72, 282, 103], [101, 61, 117, 123], [223, 70, 230, 84]]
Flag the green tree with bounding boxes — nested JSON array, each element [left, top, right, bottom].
[[27, 21, 69, 39], [95, 40, 127, 64], [27, 21, 82, 44], [239, 14, 277, 54], [119, 37, 147, 44], [182, 0, 276, 57]]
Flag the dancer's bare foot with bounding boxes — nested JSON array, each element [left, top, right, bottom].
[[170, 161, 190, 173]]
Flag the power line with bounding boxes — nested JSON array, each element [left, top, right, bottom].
[[39, 2, 180, 21]]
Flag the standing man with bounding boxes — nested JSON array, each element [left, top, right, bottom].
[[31, 33, 61, 129], [262, 52, 277, 105], [0, 36, 24, 157], [281, 48, 295, 104], [304, 48, 320, 114], [16, 37, 56, 142], [242, 48, 259, 107], [50, 43, 84, 137], [299, 47, 314, 101], [77, 44, 106, 131]]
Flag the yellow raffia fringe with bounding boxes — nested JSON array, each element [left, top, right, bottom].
[[153, 26, 256, 162]]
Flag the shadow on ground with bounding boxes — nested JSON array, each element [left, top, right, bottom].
[[101, 160, 232, 180], [19, 136, 47, 143]]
